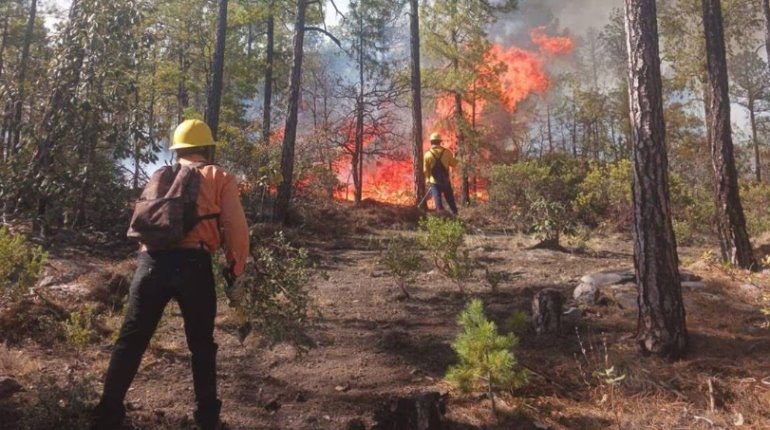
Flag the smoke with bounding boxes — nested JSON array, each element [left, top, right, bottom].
[[490, 0, 623, 46]]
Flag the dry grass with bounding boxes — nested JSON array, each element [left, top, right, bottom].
[[0, 343, 37, 377]]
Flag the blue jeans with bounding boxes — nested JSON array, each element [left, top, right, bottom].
[[430, 182, 458, 215]]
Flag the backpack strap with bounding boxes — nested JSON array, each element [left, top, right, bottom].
[[431, 148, 446, 167]]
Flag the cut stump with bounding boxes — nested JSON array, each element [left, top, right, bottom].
[[371, 391, 445, 430], [532, 289, 563, 335]]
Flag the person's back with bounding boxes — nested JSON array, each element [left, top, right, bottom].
[[423, 132, 459, 215], [93, 120, 248, 430]]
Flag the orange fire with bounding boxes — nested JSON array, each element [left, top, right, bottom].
[[327, 28, 574, 205]]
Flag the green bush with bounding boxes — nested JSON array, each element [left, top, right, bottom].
[[446, 299, 528, 413], [0, 227, 47, 303], [62, 305, 96, 350], [574, 160, 632, 228], [20, 374, 97, 430], [234, 231, 316, 352], [382, 236, 423, 298], [417, 217, 475, 292], [741, 182, 770, 237]]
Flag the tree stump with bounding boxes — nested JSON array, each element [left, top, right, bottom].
[[532, 289, 563, 335], [371, 391, 445, 430]]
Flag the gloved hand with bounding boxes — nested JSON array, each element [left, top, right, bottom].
[[222, 263, 252, 344]]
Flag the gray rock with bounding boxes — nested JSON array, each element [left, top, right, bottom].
[[580, 270, 635, 288], [679, 270, 702, 283], [573, 282, 599, 305], [739, 284, 762, 301], [0, 377, 22, 400], [682, 281, 707, 290]]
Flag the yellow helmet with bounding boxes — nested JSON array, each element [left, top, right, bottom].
[[429, 132, 442, 142], [170, 119, 216, 150]]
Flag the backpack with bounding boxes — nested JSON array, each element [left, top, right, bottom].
[[127, 162, 217, 248], [430, 148, 450, 185]]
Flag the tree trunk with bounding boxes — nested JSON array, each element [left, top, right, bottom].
[[624, 0, 687, 359], [532, 289, 563, 335], [762, 0, 770, 79], [0, 14, 8, 79], [354, 12, 365, 204], [702, 0, 757, 270], [409, 0, 425, 208], [450, 27, 469, 206], [749, 97, 761, 183], [206, 0, 228, 140], [273, 0, 307, 224], [10, 0, 37, 151], [263, 4, 274, 145]]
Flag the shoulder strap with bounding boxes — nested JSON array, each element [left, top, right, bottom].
[[431, 148, 446, 165]]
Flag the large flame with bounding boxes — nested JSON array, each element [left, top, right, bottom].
[[327, 28, 574, 205]]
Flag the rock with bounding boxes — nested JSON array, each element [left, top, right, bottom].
[[682, 281, 707, 290], [335, 384, 351, 392], [0, 377, 22, 400], [679, 270, 702, 283], [532, 289, 563, 335], [739, 284, 762, 300], [372, 392, 445, 430], [580, 270, 635, 288], [573, 283, 599, 305], [264, 398, 281, 413], [294, 391, 307, 403]]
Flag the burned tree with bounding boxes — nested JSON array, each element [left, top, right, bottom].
[[409, 0, 425, 208], [205, 0, 228, 139], [624, 0, 687, 358], [702, 0, 757, 270]]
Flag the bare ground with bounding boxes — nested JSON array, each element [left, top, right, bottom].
[[2, 218, 770, 429]]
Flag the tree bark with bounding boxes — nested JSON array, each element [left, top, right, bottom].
[[353, 11, 365, 204], [0, 13, 8, 79], [762, 0, 770, 79], [10, 0, 38, 151], [749, 97, 761, 183], [274, 0, 307, 223], [624, 0, 687, 359], [206, 0, 228, 140], [263, 3, 274, 145], [702, 0, 757, 270], [410, 0, 426, 208]]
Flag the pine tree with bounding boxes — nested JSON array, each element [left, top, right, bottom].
[[446, 299, 527, 414]]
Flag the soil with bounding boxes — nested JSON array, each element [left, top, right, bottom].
[[2, 208, 770, 429]]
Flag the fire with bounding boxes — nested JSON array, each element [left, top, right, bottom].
[[530, 26, 575, 56], [327, 28, 574, 206]]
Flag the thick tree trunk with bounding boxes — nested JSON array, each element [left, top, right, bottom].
[[409, 0, 425, 208], [10, 0, 37, 151], [206, 0, 228, 139], [263, 4, 274, 145], [274, 0, 307, 223], [450, 28, 469, 206], [702, 0, 757, 270], [624, 0, 687, 359]]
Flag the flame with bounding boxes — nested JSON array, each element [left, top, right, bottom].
[[323, 28, 574, 205], [530, 26, 575, 56]]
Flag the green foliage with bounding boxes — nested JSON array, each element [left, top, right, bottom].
[[0, 227, 47, 303], [483, 267, 506, 293], [20, 374, 98, 430], [740, 182, 770, 237], [61, 305, 96, 351], [575, 160, 633, 228], [382, 236, 423, 298], [505, 310, 529, 335], [236, 231, 315, 352], [446, 299, 527, 410], [417, 217, 475, 291]]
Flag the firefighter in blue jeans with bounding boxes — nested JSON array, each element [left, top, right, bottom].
[[423, 132, 459, 215]]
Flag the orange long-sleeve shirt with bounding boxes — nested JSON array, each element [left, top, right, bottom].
[[142, 154, 250, 276]]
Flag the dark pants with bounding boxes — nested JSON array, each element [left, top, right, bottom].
[[430, 182, 458, 215], [95, 249, 220, 429]]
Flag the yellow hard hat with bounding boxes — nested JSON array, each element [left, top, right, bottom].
[[429, 132, 442, 142], [170, 119, 216, 150]]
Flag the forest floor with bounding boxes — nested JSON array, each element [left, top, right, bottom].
[[2, 202, 770, 429]]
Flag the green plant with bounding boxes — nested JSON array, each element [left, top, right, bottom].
[[574, 160, 632, 228], [381, 236, 423, 299], [0, 226, 47, 303], [574, 329, 625, 429], [20, 374, 97, 430], [505, 310, 529, 335], [417, 217, 476, 292], [235, 231, 316, 353], [483, 267, 506, 293], [530, 197, 568, 245], [61, 305, 96, 350], [446, 299, 528, 414]]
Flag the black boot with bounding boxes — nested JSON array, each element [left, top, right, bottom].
[[91, 399, 126, 430]]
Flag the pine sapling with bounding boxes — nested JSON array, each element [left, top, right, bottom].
[[382, 236, 423, 299], [446, 299, 528, 415]]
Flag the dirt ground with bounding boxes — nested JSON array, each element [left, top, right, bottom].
[[2, 209, 770, 429]]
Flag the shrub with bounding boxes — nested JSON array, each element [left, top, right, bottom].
[[382, 236, 423, 299], [740, 182, 770, 237], [62, 305, 96, 350], [446, 299, 528, 414], [234, 231, 316, 352], [417, 217, 475, 292], [0, 227, 47, 303], [574, 160, 632, 228], [20, 374, 97, 430]]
